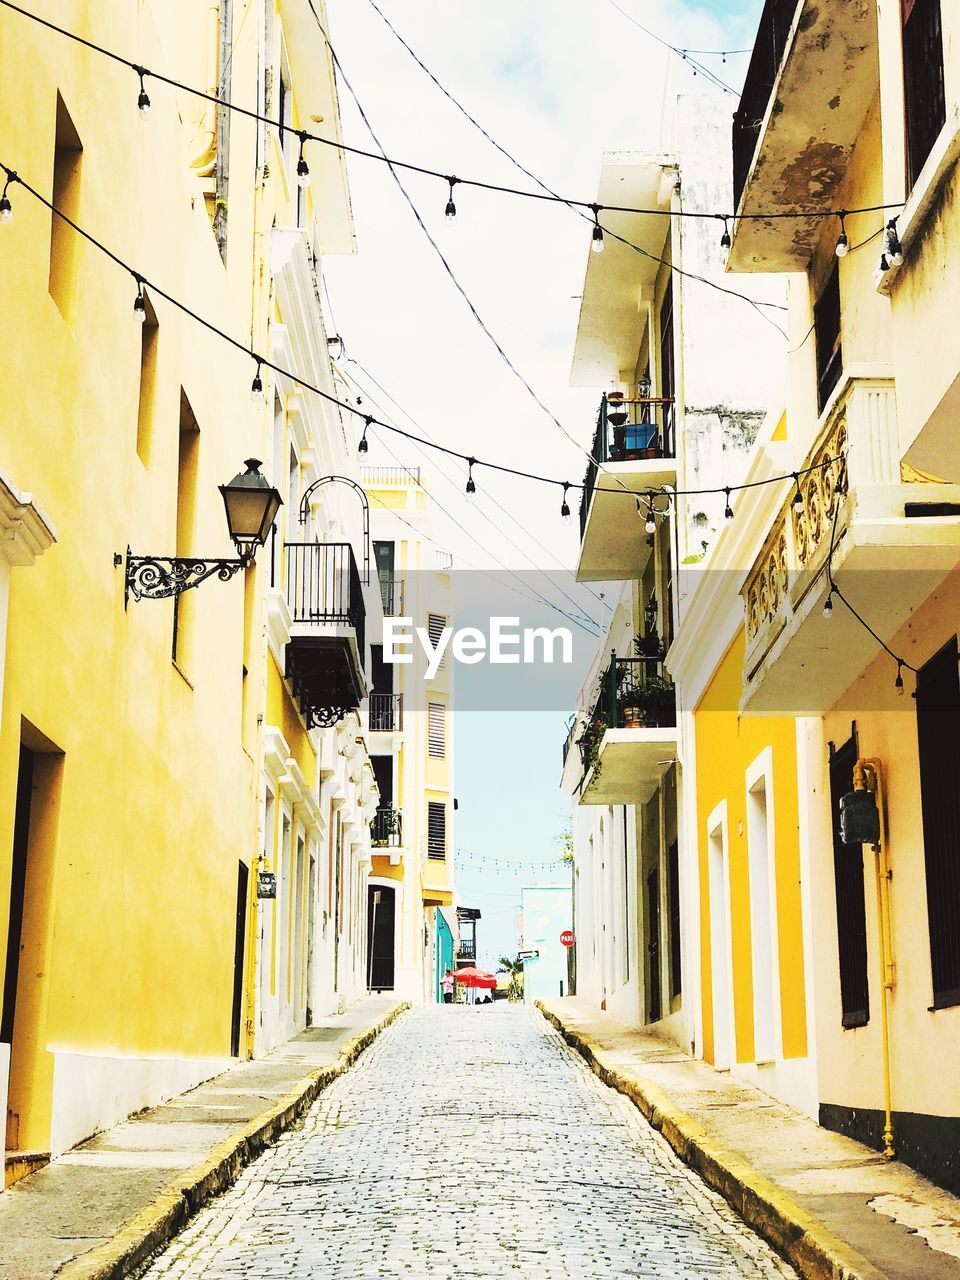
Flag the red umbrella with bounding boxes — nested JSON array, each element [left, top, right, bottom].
[[454, 966, 497, 989]]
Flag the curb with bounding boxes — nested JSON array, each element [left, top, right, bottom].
[[537, 1001, 885, 1280], [59, 1002, 409, 1280]]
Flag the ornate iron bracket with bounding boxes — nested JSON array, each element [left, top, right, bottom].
[[122, 547, 248, 607]]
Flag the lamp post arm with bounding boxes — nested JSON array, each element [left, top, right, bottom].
[[123, 549, 248, 607]]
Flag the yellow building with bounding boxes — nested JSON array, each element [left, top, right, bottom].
[[725, 0, 960, 1188], [362, 466, 456, 1003], [0, 0, 377, 1186]]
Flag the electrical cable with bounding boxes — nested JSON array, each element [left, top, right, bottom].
[[0, 0, 907, 226], [602, 0, 740, 95]]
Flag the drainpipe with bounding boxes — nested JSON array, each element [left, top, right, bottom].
[[855, 758, 896, 1160], [214, 0, 233, 259]]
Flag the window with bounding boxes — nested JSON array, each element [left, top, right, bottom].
[[427, 802, 446, 860], [902, 0, 945, 191], [428, 703, 446, 758], [49, 93, 83, 320], [173, 392, 199, 671], [829, 734, 869, 1028], [916, 637, 960, 1008], [136, 289, 159, 464], [658, 278, 675, 447], [814, 263, 842, 412], [427, 614, 447, 670]]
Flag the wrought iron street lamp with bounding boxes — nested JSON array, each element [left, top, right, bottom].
[[122, 459, 282, 606]]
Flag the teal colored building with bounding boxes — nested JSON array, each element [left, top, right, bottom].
[[521, 884, 573, 1002], [435, 908, 455, 1002]]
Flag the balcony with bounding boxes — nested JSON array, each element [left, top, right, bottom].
[[457, 938, 477, 962], [577, 395, 676, 583], [371, 805, 403, 849], [361, 465, 421, 488], [369, 692, 402, 733], [577, 653, 678, 805], [741, 371, 960, 714], [729, 0, 879, 271], [277, 541, 367, 729]]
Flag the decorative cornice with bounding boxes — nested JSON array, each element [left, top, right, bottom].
[[0, 467, 56, 568], [262, 726, 291, 786]]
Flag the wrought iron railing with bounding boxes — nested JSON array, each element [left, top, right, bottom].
[[370, 692, 403, 732], [457, 938, 477, 961], [361, 465, 421, 487], [371, 806, 403, 848], [561, 715, 578, 768], [278, 541, 366, 658], [732, 0, 797, 209], [579, 395, 676, 538], [578, 652, 676, 769], [378, 574, 404, 617]]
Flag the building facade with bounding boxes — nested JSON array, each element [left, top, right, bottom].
[[0, 0, 379, 1185], [362, 467, 457, 1004], [520, 885, 573, 1004]]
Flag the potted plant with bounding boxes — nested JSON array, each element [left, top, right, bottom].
[[636, 673, 676, 728]]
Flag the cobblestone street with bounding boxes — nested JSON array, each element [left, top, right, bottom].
[[142, 1006, 794, 1279]]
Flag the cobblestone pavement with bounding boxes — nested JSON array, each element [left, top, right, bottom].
[[142, 1006, 795, 1279]]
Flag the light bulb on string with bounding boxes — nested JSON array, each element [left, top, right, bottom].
[[894, 660, 905, 696], [644, 493, 657, 535], [823, 592, 833, 619], [0, 171, 15, 223], [560, 483, 572, 526], [296, 132, 310, 189], [250, 359, 265, 403], [719, 216, 731, 254], [590, 203, 604, 254], [465, 457, 477, 501], [445, 176, 458, 220], [135, 66, 151, 114], [835, 212, 848, 257], [133, 275, 146, 323], [792, 473, 804, 509], [357, 417, 372, 455], [724, 487, 734, 520]]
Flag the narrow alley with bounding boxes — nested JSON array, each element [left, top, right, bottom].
[[141, 1007, 793, 1279]]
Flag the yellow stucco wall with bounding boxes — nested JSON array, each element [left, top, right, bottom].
[[696, 630, 807, 1066]]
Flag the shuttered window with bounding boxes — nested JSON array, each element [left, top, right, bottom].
[[902, 0, 945, 191], [815, 263, 843, 412], [427, 802, 446, 860], [427, 614, 447, 670], [829, 734, 870, 1028], [916, 637, 960, 1008], [428, 702, 446, 758]]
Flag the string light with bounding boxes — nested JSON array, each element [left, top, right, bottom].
[[885, 219, 904, 267], [296, 132, 310, 189], [590, 203, 604, 254], [133, 275, 146, 323], [723, 487, 734, 520], [134, 65, 150, 114], [719, 217, 731, 252], [895, 660, 905, 696], [792, 473, 804, 508], [250, 359, 265, 403], [465, 457, 477, 500], [644, 493, 657, 535], [444, 176, 458, 220], [835, 212, 848, 258], [0, 170, 15, 222], [560, 483, 572, 526], [357, 416, 372, 454], [823, 592, 833, 619]]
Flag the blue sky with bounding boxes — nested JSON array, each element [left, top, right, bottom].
[[326, 0, 763, 963]]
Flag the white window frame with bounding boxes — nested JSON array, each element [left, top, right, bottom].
[[707, 801, 735, 1071], [745, 747, 783, 1066]]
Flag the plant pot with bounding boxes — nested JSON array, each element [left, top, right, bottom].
[[607, 391, 625, 403], [639, 445, 663, 459], [622, 707, 645, 729], [607, 411, 628, 427]]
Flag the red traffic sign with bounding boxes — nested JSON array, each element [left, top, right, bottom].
[[560, 929, 575, 948]]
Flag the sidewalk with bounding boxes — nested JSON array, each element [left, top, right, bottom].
[[0, 996, 406, 1280], [540, 997, 960, 1280]]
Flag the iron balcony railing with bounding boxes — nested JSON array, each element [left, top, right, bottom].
[[275, 540, 366, 659], [579, 652, 677, 769], [561, 715, 578, 768], [732, 0, 797, 209], [457, 938, 477, 961], [371, 805, 403, 848], [360, 465, 421, 487], [378, 574, 404, 617], [579, 394, 676, 538], [370, 692, 403, 732]]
